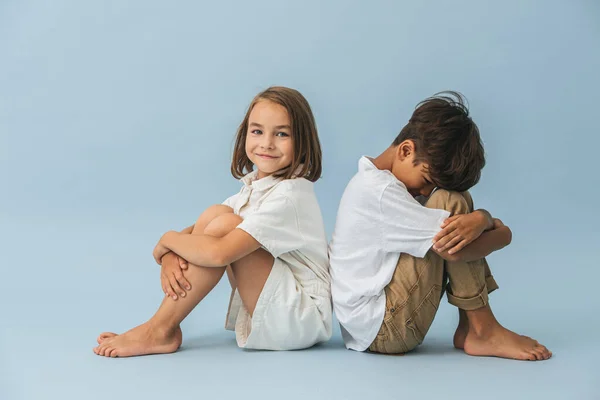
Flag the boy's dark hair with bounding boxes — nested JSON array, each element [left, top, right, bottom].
[[231, 86, 322, 182], [393, 91, 485, 192]]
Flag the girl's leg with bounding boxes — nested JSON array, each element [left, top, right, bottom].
[[184, 205, 237, 289], [93, 213, 272, 357], [188, 205, 237, 289], [96, 205, 236, 344]]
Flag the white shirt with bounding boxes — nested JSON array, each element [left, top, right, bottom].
[[328, 157, 449, 351], [222, 170, 332, 349]]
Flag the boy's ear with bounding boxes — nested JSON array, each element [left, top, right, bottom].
[[396, 140, 415, 161]]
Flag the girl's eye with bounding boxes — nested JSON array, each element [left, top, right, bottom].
[[276, 132, 289, 137], [251, 129, 262, 135]]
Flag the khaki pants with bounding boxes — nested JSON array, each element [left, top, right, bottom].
[[368, 189, 499, 354]]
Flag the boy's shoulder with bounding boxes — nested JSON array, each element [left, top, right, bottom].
[[346, 157, 405, 197]]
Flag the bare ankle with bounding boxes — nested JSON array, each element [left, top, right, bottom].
[[147, 320, 180, 337], [464, 305, 501, 337]]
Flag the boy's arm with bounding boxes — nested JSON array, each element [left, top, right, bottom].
[[434, 219, 512, 262]]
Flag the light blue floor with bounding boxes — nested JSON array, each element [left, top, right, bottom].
[[2, 3, 599, 398], [1, 215, 598, 400]]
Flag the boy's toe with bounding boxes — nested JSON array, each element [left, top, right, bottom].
[[97, 332, 117, 344]]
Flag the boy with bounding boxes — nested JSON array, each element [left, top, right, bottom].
[[328, 92, 551, 360]]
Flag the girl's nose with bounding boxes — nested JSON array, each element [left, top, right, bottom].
[[260, 134, 274, 149]]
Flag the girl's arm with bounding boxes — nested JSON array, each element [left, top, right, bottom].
[[434, 219, 512, 262], [158, 225, 194, 263], [157, 229, 262, 267], [180, 225, 194, 234]]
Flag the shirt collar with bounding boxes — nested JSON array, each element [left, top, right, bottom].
[[240, 170, 278, 191], [358, 156, 376, 171], [358, 155, 407, 189], [240, 165, 305, 191]]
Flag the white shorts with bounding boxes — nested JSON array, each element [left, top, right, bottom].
[[225, 258, 331, 350]]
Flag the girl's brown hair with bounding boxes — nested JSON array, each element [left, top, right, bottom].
[[231, 86, 322, 182]]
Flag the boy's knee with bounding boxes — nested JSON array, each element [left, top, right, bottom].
[[425, 189, 471, 216], [203, 213, 243, 237]]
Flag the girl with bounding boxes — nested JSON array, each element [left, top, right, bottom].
[[93, 86, 332, 356]]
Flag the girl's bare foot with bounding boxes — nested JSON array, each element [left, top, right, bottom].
[[93, 323, 182, 358]]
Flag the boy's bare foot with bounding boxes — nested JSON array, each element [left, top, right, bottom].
[[93, 323, 182, 357], [462, 306, 551, 361], [97, 332, 117, 344], [463, 325, 551, 360]]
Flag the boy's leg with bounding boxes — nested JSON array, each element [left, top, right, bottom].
[[93, 213, 272, 358], [368, 190, 487, 354], [424, 190, 498, 319], [451, 192, 496, 350], [427, 190, 551, 361], [368, 249, 445, 354]]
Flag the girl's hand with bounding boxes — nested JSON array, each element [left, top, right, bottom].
[[160, 252, 191, 300], [433, 211, 491, 255]]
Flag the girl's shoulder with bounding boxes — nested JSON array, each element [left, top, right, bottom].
[[256, 178, 315, 211], [270, 177, 314, 198], [276, 176, 312, 189]]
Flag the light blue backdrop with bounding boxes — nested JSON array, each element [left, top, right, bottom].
[[1, 1, 599, 399]]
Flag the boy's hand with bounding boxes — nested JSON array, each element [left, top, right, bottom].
[[433, 211, 492, 255], [160, 252, 191, 300]]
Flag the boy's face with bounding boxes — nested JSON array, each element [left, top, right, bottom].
[[391, 141, 437, 198]]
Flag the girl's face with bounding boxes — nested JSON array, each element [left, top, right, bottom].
[[245, 100, 294, 179]]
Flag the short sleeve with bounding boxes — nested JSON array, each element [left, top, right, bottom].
[[236, 194, 304, 258], [222, 193, 238, 209], [381, 183, 450, 258]]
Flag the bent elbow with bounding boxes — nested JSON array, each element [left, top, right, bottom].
[[504, 226, 513, 246]]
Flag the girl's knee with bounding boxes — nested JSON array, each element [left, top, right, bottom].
[[192, 205, 235, 234], [205, 204, 234, 218], [203, 213, 243, 237]]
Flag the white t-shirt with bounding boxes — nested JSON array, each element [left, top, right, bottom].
[[222, 170, 332, 349], [328, 156, 450, 351]]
